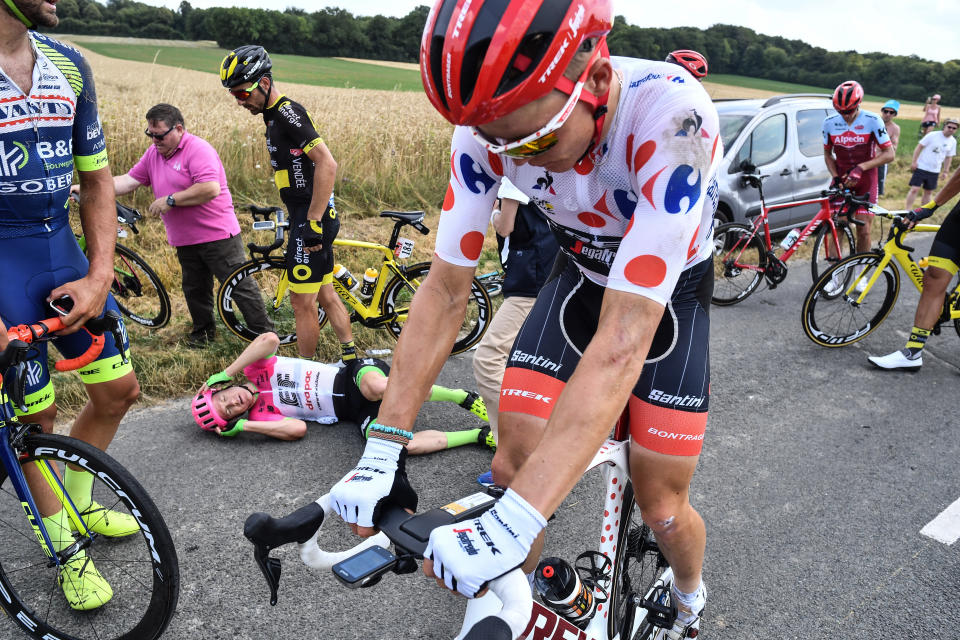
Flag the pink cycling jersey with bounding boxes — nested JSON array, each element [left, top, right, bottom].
[[242, 355, 340, 423], [434, 57, 722, 307], [822, 110, 892, 201]]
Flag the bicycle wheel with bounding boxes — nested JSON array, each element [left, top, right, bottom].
[[809, 223, 856, 283], [0, 433, 179, 640], [218, 258, 302, 345], [712, 222, 766, 305], [607, 481, 671, 640], [111, 244, 171, 329], [801, 252, 900, 347], [478, 272, 504, 297], [381, 262, 491, 355]]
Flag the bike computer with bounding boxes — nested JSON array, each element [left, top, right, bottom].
[[251, 221, 276, 231], [332, 545, 397, 588]]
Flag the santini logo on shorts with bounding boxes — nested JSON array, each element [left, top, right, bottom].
[[510, 350, 562, 372], [647, 389, 705, 408]]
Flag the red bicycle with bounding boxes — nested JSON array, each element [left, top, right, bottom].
[[712, 175, 865, 305]]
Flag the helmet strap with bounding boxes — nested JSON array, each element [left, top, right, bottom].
[[552, 39, 612, 169], [258, 74, 272, 100], [2, 0, 34, 28]]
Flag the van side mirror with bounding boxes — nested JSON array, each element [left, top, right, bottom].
[[738, 159, 757, 174]]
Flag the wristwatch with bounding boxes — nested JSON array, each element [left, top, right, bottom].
[[166, 195, 176, 207]]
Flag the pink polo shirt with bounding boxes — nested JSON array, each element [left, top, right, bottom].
[[129, 131, 241, 247]]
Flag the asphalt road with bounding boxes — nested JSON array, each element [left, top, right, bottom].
[[2, 250, 958, 640]]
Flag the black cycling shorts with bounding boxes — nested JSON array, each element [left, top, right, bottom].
[[332, 357, 390, 437], [928, 200, 960, 275], [285, 202, 338, 293], [501, 257, 712, 456]]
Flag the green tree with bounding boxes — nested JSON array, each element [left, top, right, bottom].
[[57, 0, 80, 20]]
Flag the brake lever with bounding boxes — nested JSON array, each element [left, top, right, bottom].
[[251, 542, 283, 606], [84, 311, 128, 365]]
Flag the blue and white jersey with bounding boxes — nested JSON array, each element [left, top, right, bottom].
[[0, 32, 108, 238]]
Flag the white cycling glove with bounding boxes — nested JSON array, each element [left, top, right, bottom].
[[425, 488, 547, 598], [330, 437, 417, 528]]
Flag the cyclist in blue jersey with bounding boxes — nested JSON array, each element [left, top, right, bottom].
[[0, 0, 141, 612]]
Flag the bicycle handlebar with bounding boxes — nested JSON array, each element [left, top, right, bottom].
[[246, 205, 287, 258], [244, 492, 532, 639]]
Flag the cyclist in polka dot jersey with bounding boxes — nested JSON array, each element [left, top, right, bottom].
[[329, 2, 719, 636]]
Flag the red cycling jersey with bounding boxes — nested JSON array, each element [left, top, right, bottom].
[[822, 110, 892, 202]]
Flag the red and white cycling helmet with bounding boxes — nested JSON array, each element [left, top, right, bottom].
[[833, 80, 864, 114], [665, 49, 708, 79], [191, 388, 228, 432], [420, 0, 613, 126]]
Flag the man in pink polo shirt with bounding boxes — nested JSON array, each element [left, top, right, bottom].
[[77, 104, 273, 347]]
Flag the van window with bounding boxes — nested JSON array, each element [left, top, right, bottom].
[[733, 114, 786, 169], [797, 109, 829, 157]]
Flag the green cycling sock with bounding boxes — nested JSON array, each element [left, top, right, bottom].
[[41, 508, 72, 553], [430, 385, 468, 404], [445, 428, 482, 449], [355, 365, 383, 388], [64, 467, 94, 513]]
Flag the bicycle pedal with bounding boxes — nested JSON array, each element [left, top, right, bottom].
[[641, 585, 678, 629]]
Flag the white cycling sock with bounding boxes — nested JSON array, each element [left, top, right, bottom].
[[672, 582, 706, 625]]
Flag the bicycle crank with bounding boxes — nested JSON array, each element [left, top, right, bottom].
[[763, 252, 787, 288]]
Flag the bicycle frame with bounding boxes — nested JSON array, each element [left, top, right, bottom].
[[843, 223, 941, 302], [267, 237, 419, 324], [747, 195, 848, 262]]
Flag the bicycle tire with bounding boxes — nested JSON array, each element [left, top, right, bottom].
[[218, 258, 303, 345], [0, 433, 179, 640], [809, 223, 856, 283], [478, 272, 504, 297], [801, 252, 900, 347], [607, 481, 671, 640], [711, 222, 766, 306], [111, 244, 171, 329], [381, 262, 491, 355]]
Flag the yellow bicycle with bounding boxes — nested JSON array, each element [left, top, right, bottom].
[[216, 206, 491, 355], [801, 205, 960, 347]]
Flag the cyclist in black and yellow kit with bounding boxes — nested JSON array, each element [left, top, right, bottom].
[[869, 166, 960, 371], [220, 46, 357, 361], [0, 0, 141, 611]]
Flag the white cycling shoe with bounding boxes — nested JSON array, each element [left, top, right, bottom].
[[867, 349, 922, 372], [822, 272, 846, 296]]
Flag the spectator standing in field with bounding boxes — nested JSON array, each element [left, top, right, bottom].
[[878, 100, 901, 197], [823, 80, 895, 254], [905, 118, 958, 210], [220, 45, 357, 362], [921, 94, 942, 137], [74, 103, 274, 348], [472, 178, 559, 486]]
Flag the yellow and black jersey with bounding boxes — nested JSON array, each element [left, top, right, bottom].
[[262, 94, 326, 209]]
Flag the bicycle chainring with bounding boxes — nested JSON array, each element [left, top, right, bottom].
[[764, 252, 787, 287]]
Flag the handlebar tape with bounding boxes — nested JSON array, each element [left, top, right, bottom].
[[5, 317, 106, 373]]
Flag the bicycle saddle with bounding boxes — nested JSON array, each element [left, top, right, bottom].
[[380, 210, 425, 223]]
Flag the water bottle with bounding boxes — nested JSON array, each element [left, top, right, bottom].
[[780, 227, 801, 250], [359, 268, 378, 300], [333, 263, 359, 294], [534, 557, 597, 627]]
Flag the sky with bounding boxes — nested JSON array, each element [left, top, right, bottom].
[[142, 0, 958, 64]]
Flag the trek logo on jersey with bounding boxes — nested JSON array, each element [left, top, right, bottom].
[[831, 133, 868, 147], [647, 388, 705, 408], [0, 141, 28, 176], [509, 350, 562, 373]]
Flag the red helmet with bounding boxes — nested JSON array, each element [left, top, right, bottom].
[[420, 0, 613, 126], [665, 49, 708, 79], [833, 80, 863, 114]]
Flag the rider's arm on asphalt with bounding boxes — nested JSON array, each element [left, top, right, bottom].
[[374, 258, 478, 432], [509, 288, 664, 518], [222, 332, 281, 380], [233, 417, 307, 441]]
